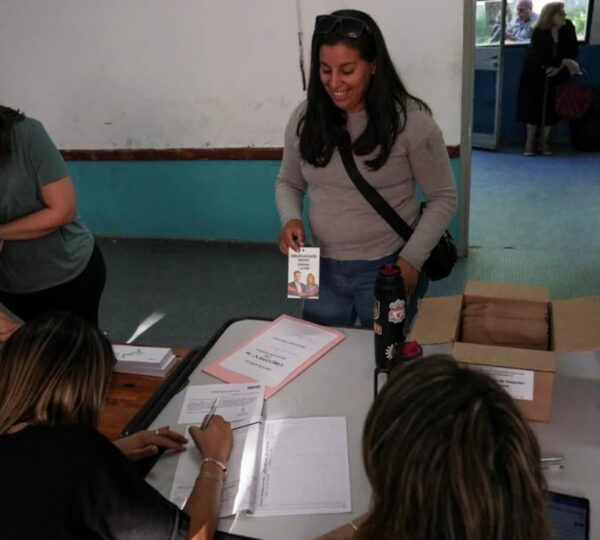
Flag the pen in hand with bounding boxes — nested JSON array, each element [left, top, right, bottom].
[[200, 398, 219, 430]]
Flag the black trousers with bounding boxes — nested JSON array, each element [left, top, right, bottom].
[[0, 242, 106, 326]]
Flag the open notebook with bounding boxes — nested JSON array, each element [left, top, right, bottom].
[[168, 384, 351, 517]]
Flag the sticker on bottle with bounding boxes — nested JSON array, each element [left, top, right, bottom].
[[388, 299, 406, 324], [373, 300, 380, 320]]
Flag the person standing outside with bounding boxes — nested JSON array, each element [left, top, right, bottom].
[[506, 0, 539, 42], [0, 105, 106, 326], [276, 10, 456, 329]]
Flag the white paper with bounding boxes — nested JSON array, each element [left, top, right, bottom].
[[177, 383, 265, 427], [471, 364, 535, 400], [219, 317, 340, 388], [112, 344, 172, 365], [253, 416, 351, 516], [287, 247, 320, 299], [169, 416, 351, 518], [170, 423, 263, 518]]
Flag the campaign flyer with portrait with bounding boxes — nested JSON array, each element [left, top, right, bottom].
[[287, 247, 320, 299]]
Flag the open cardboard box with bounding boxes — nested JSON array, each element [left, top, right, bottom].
[[410, 281, 600, 422]]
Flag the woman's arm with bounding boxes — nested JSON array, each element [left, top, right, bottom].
[[113, 426, 188, 461], [0, 176, 76, 241], [400, 114, 457, 273], [276, 106, 308, 255], [184, 416, 233, 540]]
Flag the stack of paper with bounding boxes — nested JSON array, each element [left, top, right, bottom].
[[203, 315, 345, 399], [112, 344, 176, 377]]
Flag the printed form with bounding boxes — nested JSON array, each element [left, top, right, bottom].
[[203, 315, 345, 398], [170, 415, 351, 517]]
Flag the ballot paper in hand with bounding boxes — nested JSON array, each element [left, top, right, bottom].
[[170, 416, 351, 518], [287, 247, 320, 299], [112, 344, 176, 377]]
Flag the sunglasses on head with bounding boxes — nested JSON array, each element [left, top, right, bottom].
[[314, 15, 370, 39]]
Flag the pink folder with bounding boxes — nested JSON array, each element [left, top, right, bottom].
[[202, 315, 345, 399]]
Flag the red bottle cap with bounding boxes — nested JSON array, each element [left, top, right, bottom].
[[379, 264, 400, 276], [399, 341, 422, 359]]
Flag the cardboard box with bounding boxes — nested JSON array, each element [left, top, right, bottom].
[[410, 281, 600, 422]]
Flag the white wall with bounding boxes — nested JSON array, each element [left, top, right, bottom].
[[0, 0, 464, 148]]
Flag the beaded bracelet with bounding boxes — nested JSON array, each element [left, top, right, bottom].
[[200, 457, 227, 472]]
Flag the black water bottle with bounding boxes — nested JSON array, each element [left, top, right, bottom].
[[373, 264, 407, 368]]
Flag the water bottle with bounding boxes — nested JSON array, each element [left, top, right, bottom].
[[373, 264, 407, 369]]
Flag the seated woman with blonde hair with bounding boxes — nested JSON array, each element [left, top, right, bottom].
[[319, 355, 550, 540], [0, 311, 232, 540]]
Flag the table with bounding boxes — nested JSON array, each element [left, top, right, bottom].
[[98, 347, 188, 440], [531, 352, 600, 537], [135, 319, 599, 539], [145, 319, 374, 540]]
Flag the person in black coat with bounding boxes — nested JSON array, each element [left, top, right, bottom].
[[517, 2, 580, 155]]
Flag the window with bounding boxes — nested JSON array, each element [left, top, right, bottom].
[[475, 0, 594, 46]]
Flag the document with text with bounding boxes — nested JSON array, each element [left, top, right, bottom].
[[177, 383, 264, 427], [169, 416, 351, 518], [202, 315, 345, 399]]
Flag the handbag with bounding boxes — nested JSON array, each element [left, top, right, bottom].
[[555, 80, 593, 120], [337, 132, 456, 281]]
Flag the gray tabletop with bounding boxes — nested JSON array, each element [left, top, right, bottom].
[[146, 319, 600, 540]]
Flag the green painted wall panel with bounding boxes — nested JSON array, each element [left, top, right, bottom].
[[69, 158, 461, 243]]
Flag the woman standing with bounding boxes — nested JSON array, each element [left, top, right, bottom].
[[0, 312, 232, 539], [0, 105, 106, 326], [276, 10, 456, 329], [517, 2, 579, 155]]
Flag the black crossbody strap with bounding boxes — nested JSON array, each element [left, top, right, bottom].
[[337, 135, 414, 242]]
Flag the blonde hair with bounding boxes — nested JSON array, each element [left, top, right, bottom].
[[0, 312, 115, 433], [535, 2, 565, 30], [306, 273, 316, 286], [358, 355, 550, 540]]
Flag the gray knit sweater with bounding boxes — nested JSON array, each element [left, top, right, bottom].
[[275, 101, 457, 270]]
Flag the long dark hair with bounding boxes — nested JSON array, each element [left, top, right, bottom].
[[299, 9, 430, 170], [0, 105, 25, 165], [0, 312, 116, 433], [358, 355, 550, 540]]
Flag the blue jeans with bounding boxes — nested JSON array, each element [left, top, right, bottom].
[[303, 253, 429, 329]]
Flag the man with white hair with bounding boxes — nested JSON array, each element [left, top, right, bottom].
[[506, 0, 539, 41]]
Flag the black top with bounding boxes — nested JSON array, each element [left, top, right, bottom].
[[517, 19, 579, 125], [529, 19, 578, 83], [0, 424, 189, 540]]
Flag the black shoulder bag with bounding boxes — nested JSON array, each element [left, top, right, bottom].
[[337, 133, 457, 281]]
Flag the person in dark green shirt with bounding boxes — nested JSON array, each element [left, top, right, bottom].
[[0, 105, 106, 329]]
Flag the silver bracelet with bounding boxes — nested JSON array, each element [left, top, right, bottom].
[[198, 472, 223, 485], [348, 520, 358, 531], [200, 457, 227, 472]]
